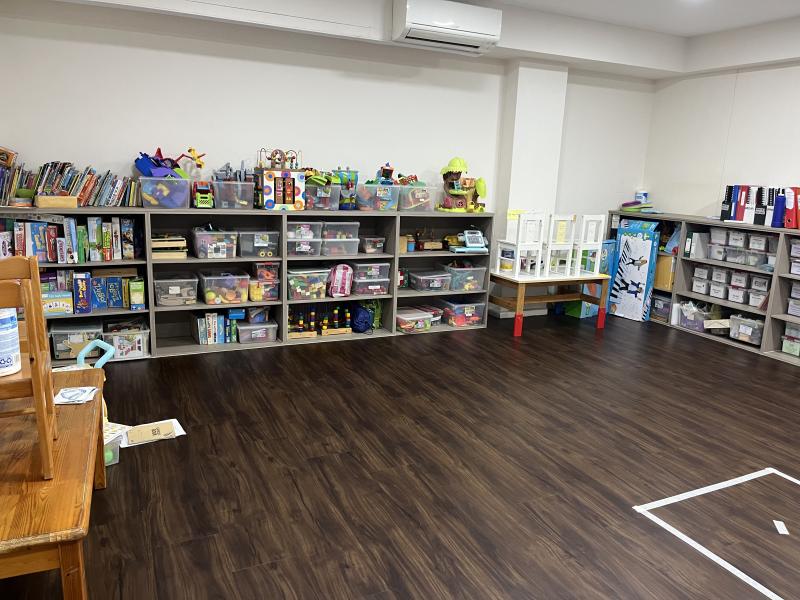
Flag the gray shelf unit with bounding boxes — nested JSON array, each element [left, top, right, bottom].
[[608, 209, 800, 366], [4, 207, 492, 361]]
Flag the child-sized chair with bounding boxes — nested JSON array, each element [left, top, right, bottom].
[[572, 214, 607, 276], [0, 256, 57, 480], [544, 214, 577, 276], [496, 212, 548, 277]]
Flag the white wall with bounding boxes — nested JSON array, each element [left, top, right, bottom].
[[643, 62, 800, 217], [556, 72, 654, 217], [0, 0, 503, 207]]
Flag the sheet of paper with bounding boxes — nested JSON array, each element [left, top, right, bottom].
[[103, 421, 132, 445], [54, 386, 98, 405], [774, 520, 790, 535], [119, 418, 186, 448]]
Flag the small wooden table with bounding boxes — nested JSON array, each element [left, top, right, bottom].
[[489, 270, 611, 336], [0, 368, 106, 599]]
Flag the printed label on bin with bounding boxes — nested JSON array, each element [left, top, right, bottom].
[[208, 242, 227, 258], [168, 286, 180, 295], [254, 234, 270, 246], [464, 305, 476, 315], [376, 187, 391, 198], [297, 242, 311, 252], [430, 279, 442, 288], [740, 324, 753, 336], [252, 328, 267, 338]]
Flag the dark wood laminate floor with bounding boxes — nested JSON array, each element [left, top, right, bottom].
[[2, 315, 800, 599]]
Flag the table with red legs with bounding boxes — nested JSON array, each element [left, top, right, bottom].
[[489, 271, 610, 336]]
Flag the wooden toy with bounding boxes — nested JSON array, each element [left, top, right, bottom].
[[257, 147, 306, 211]]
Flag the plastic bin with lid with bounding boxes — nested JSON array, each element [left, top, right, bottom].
[[439, 263, 487, 292], [286, 221, 323, 240], [693, 266, 709, 280], [707, 244, 726, 261], [727, 230, 747, 248], [709, 281, 727, 300], [748, 234, 771, 252], [49, 321, 103, 360], [412, 304, 443, 325], [321, 239, 360, 256], [711, 267, 730, 284], [249, 279, 280, 302], [360, 237, 386, 254], [750, 275, 769, 292], [102, 327, 150, 360], [678, 301, 716, 333], [748, 289, 768, 309], [729, 314, 764, 345], [792, 281, 800, 300], [745, 250, 767, 267], [253, 262, 279, 282], [322, 221, 359, 240], [782, 336, 800, 357], [791, 239, 800, 259], [398, 186, 441, 212], [790, 260, 800, 276], [193, 228, 238, 259], [356, 184, 399, 211], [438, 298, 486, 327], [709, 227, 728, 246], [305, 184, 340, 211], [727, 286, 748, 304], [212, 180, 254, 210], [651, 295, 671, 322], [287, 268, 329, 300], [409, 270, 452, 292], [139, 176, 190, 209], [691, 277, 710, 295], [238, 320, 278, 344], [287, 238, 322, 257], [725, 247, 746, 265], [789, 298, 800, 317], [352, 262, 390, 280], [787, 322, 800, 338], [353, 278, 390, 296], [199, 270, 250, 304], [238, 230, 279, 258], [154, 272, 198, 306], [730, 271, 749, 288], [396, 308, 433, 333]]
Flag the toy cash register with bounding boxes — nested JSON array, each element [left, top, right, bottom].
[[450, 230, 488, 254]]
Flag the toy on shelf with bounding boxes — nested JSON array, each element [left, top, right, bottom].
[[288, 302, 353, 338], [438, 157, 486, 213], [154, 272, 198, 306], [256, 148, 305, 211], [134, 147, 191, 208], [305, 170, 342, 211], [327, 264, 353, 298], [212, 161, 255, 210], [287, 268, 329, 300], [356, 163, 400, 211], [334, 166, 359, 211], [199, 270, 250, 305], [175, 147, 207, 170], [192, 226, 238, 259], [440, 260, 486, 291], [192, 181, 214, 209]]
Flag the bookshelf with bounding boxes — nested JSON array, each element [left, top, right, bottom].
[[4, 207, 492, 361], [608, 210, 800, 367]]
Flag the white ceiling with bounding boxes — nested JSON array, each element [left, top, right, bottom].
[[494, 0, 800, 36]]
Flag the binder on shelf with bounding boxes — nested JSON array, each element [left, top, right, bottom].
[[753, 186, 767, 226], [772, 188, 786, 228], [743, 185, 756, 224], [786, 187, 798, 229], [720, 185, 733, 221]]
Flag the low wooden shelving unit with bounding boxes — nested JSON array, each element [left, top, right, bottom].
[[609, 209, 800, 367], [3, 207, 493, 361]]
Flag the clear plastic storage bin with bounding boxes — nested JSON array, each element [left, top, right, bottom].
[[396, 308, 432, 333], [709, 281, 727, 299], [248, 279, 280, 301], [791, 261, 800, 276], [787, 322, 800, 338], [409, 270, 452, 292], [238, 231, 279, 258], [729, 314, 764, 345], [286, 221, 323, 240], [727, 286, 748, 304], [708, 244, 726, 261], [439, 264, 486, 292], [711, 267, 730, 284], [360, 237, 386, 254], [791, 240, 800, 258], [750, 276, 770, 292], [139, 176, 191, 209], [49, 321, 103, 360], [322, 222, 359, 240], [193, 228, 238, 259], [727, 230, 747, 248], [305, 184, 341, 211], [709, 227, 728, 245], [692, 277, 710, 295], [438, 299, 486, 327], [287, 239, 322, 257], [321, 239, 360, 256], [102, 327, 150, 360], [725, 247, 746, 264], [730, 271, 749, 288], [356, 184, 399, 211], [748, 234, 769, 251], [154, 272, 198, 306], [287, 268, 329, 300], [745, 250, 767, 267], [199, 270, 250, 304], [398, 186, 441, 212], [353, 278, 390, 296], [351, 262, 390, 281], [789, 298, 800, 317], [254, 262, 280, 282], [693, 266, 710, 279], [748, 289, 768, 308], [238, 320, 278, 344], [212, 181, 254, 210], [651, 296, 671, 322], [792, 281, 800, 299], [782, 335, 800, 356], [678, 301, 717, 333]]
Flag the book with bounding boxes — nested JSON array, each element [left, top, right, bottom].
[[90, 277, 108, 310], [64, 217, 78, 264], [120, 217, 135, 260], [107, 277, 124, 308], [87, 216, 102, 261], [76, 225, 88, 263], [73, 272, 92, 313], [129, 277, 146, 310], [56, 238, 67, 263], [0, 231, 11, 258], [13, 222, 24, 255], [102, 222, 112, 261], [46, 225, 58, 262], [111, 217, 122, 261]]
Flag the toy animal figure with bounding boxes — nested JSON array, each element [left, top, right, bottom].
[[439, 157, 487, 213]]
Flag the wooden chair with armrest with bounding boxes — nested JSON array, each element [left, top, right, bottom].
[[0, 256, 57, 480]]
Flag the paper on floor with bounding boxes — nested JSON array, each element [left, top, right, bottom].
[[774, 520, 790, 535], [119, 418, 186, 448], [54, 386, 98, 405]]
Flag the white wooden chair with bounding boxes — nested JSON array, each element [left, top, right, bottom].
[[544, 214, 577, 276], [496, 212, 548, 277], [572, 214, 607, 276]]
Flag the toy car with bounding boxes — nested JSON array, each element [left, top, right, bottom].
[[193, 180, 214, 209]]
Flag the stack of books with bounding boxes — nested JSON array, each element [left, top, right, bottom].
[[151, 233, 188, 260]]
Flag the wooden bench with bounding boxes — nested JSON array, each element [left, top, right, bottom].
[[0, 368, 106, 599]]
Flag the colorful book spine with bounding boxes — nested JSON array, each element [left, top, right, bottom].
[[129, 277, 145, 310], [106, 277, 123, 308], [87, 216, 102, 262], [102, 222, 112, 261], [120, 218, 135, 260], [111, 217, 122, 261], [13, 222, 24, 256], [76, 225, 88, 263], [73, 272, 92, 313], [56, 238, 67, 263], [90, 277, 108, 310]]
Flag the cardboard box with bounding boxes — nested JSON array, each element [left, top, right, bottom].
[[654, 254, 675, 291]]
